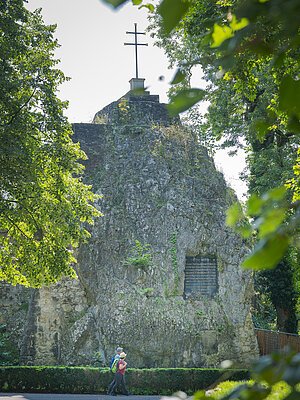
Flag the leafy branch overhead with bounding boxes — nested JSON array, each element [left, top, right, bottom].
[[227, 187, 291, 270], [100, 0, 300, 122], [154, 0, 300, 271], [192, 347, 300, 400], [100, 0, 154, 11]]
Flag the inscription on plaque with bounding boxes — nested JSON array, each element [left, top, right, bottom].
[[184, 255, 218, 298]]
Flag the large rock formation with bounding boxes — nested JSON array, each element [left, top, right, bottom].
[[0, 85, 258, 367]]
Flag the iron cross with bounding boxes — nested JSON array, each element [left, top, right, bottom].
[[124, 23, 148, 79]]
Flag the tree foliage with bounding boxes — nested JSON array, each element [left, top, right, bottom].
[[254, 249, 299, 333], [193, 347, 300, 400], [100, 0, 300, 330], [144, 0, 300, 330], [100, 0, 155, 12], [0, 0, 101, 287]]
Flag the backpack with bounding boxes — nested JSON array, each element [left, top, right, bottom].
[[110, 358, 119, 373], [109, 356, 115, 369]]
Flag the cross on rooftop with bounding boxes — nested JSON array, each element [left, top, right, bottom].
[[124, 23, 148, 79]]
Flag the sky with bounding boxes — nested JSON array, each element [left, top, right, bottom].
[[26, 0, 247, 199], [27, 0, 173, 122]]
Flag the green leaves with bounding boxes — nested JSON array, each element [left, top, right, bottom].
[[221, 383, 271, 400], [252, 119, 271, 142], [100, 0, 129, 8], [170, 69, 186, 85], [168, 69, 204, 116], [282, 354, 300, 388], [230, 14, 249, 31], [227, 187, 291, 271], [252, 348, 300, 392], [195, 348, 300, 400], [158, 0, 191, 34], [211, 14, 249, 48], [243, 233, 289, 270], [279, 76, 300, 119], [211, 24, 234, 48], [139, 3, 154, 12], [123, 240, 152, 269], [167, 88, 206, 115], [0, 3, 101, 287], [257, 208, 286, 238], [100, 0, 154, 11], [226, 202, 244, 226], [247, 194, 264, 216], [226, 202, 252, 238]]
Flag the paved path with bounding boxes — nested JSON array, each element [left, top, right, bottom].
[[0, 395, 161, 400]]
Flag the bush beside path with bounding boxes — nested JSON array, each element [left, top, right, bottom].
[[0, 367, 249, 395]]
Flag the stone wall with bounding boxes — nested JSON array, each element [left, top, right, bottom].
[[0, 93, 258, 367]]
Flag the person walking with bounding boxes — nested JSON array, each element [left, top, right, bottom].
[[109, 347, 123, 369], [107, 347, 123, 395], [107, 352, 130, 396]]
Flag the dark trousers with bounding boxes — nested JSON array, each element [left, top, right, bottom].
[[108, 372, 128, 395], [107, 375, 116, 394]]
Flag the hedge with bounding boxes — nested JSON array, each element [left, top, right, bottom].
[[0, 366, 249, 394]]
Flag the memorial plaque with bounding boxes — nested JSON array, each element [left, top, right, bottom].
[[184, 255, 218, 298]]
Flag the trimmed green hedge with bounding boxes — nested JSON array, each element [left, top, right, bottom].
[[0, 366, 249, 394]]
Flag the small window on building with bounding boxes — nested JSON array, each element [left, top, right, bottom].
[[184, 255, 218, 298]]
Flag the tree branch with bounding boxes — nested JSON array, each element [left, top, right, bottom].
[[0, 88, 37, 127], [1, 198, 43, 237], [3, 214, 31, 240]]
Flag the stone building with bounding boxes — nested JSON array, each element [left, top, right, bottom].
[[0, 79, 258, 367]]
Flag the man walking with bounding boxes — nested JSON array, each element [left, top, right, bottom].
[[109, 347, 123, 369], [107, 347, 123, 395], [107, 352, 129, 396]]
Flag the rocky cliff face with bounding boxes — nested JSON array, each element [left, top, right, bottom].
[[0, 91, 258, 367]]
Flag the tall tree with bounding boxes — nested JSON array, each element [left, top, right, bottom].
[[147, 0, 300, 331], [0, 0, 101, 287]]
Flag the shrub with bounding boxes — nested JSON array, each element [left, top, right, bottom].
[[123, 240, 152, 270], [126, 368, 249, 395], [206, 380, 294, 400], [0, 367, 249, 394]]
